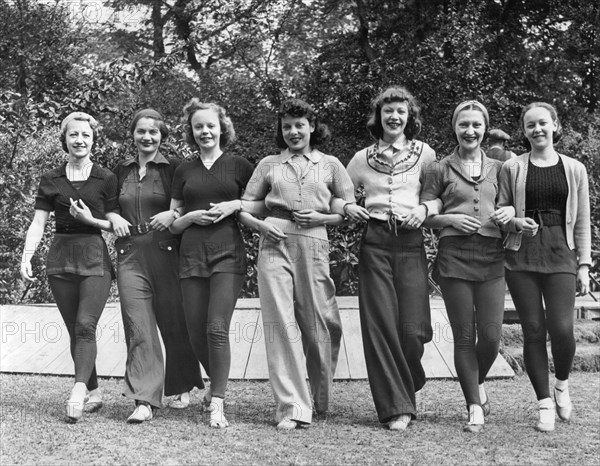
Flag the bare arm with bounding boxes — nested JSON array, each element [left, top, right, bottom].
[[20, 210, 50, 282]]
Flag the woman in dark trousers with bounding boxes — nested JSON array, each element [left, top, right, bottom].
[[169, 100, 256, 428], [339, 86, 440, 431], [498, 102, 591, 432], [107, 109, 203, 423], [20, 112, 118, 422], [421, 100, 513, 433]]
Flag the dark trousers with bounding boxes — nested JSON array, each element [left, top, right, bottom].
[[358, 221, 432, 423], [180, 273, 244, 399], [117, 233, 203, 408], [48, 273, 111, 391], [439, 276, 505, 406], [505, 270, 576, 400]]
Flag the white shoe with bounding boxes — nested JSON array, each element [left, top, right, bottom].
[[169, 392, 190, 409], [127, 404, 153, 424], [277, 418, 299, 430], [554, 387, 573, 421], [388, 414, 411, 431], [535, 403, 555, 432]]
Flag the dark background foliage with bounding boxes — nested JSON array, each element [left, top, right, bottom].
[[1, 0, 598, 303]]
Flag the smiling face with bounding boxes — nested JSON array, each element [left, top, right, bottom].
[[133, 117, 162, 157], [454, 109, 486, 152], [281, 114, 314, 154], [522, 106, 558, 151], [380, 101, 409, 143], [65, 119, 94, 160], [191, 109, 221, 152]]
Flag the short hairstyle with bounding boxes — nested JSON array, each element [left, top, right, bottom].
[[366, 86, 422, 140], [129, 108, 169, 140], [275, 99, 331, 149], [59, 112, 100, 153], [519, 102, 562, 149], [182, 99, 236, 150]]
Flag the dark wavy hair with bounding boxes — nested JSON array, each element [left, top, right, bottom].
[[519, 102, 562, 150], [275, 99, 331, 149], [366, 86, 422, 140], [182, 99, 236, 150], [129, 108, 169, 140]]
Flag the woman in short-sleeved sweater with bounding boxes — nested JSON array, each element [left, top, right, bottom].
[[20, 112, 118, 423], [169, 100, 256, 428]]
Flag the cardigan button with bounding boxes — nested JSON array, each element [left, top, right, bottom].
[[120, 249, 124, 254], [167, 246, 172, 251]]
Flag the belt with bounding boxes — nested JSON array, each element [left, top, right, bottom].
[[269, 207, 296, 221], [370, 212, 409, 236], [128, 222, 153, 236], [525, 208, 564, 228]]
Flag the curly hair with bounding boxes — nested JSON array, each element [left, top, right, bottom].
[[59, 112, 100, 153], [275, 99, 331, 149], [519, 102, 562, 150], [129, 108, 168, 140], [366, 86, 422, 140], [182, 99, 236, 150]]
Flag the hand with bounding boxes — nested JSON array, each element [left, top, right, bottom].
[[69, 198, 94, 224], [401, 205, 427, 229], [577, 265, 590, 296], [110, 214, 132, 237], [20, 261, 35, 282], [344, 204, 370, 222], [186, 210, 219, 226], [490, 206, 514, 225], [150, 210, 175, 231], [449, 214, 482, 234], [259, 222, 287, 242], [208, 201, 241, 223], [516, 217, 539, 237], [292, 209, 324, 228]]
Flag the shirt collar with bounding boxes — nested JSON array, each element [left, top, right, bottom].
[[53, 162, 102, 179], [377, 139, 404, 153], [281, 148, 323, 164], [122, 151, 170, 167]]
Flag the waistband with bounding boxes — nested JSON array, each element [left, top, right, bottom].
[[525, 208, 564, 228], [55, 225, 101, 235], [268, 207, 327, 222], [369, 212, 411, 236]]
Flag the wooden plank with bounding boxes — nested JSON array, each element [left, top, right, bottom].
[[338, 308, 368, 379], [229, 308, 259, 379]]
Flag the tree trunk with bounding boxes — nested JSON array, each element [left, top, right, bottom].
[[151, 0, 165, 59]]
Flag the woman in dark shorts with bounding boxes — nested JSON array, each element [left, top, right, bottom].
[[498, 102, 591, 432], [169, 100, 256, 428], [421, 100, 513, 433], [107, 109, 203, 423], [20, 112, 118, 422]]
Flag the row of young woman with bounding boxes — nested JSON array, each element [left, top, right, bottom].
[[20, 87, 591, 434]]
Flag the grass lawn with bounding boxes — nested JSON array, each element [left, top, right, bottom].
[[1, 372, 599, 465]]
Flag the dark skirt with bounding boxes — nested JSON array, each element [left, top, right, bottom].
[[438, 234, 504, 281], [505, 225, 576, 274]]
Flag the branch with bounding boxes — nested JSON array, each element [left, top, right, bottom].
[[354, 0, 377, 62]]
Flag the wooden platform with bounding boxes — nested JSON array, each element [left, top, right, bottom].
[[0, 297, 518, 380]]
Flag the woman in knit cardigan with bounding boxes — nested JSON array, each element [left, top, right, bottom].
[[498, 102, 591, 432]]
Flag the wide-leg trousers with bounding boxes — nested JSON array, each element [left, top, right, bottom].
[[116, 232, 203, 408], [257, 233, 342, 425], [358, 221, 432, 423]]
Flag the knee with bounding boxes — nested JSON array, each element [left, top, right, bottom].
[[520, 322, 547, 345], [75, 320, 97, 342], [206, 321, 229, 350]]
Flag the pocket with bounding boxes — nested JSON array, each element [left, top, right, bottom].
[[116, 242, 134, 257], [153, 179, 166, 196], [158, 238, 179, 253]]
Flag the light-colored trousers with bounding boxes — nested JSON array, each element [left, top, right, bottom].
[[257, 233, 342, 424]]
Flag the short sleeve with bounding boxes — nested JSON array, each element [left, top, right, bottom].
[[34, 173, 55, 212], [242, 158, 271, 202], [103, 171, 119, 213], [171, 164, 186, 200]]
